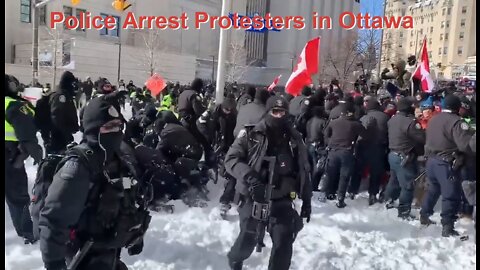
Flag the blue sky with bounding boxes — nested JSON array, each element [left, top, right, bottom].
[[361, 0, 385, 16]]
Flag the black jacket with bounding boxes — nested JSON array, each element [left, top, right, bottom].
[[38, 143, 144, 265], [156, 123, 203, 162], [224, 120, 312, 202], [359, 109, 389, 146], [50, 90, 79, 135], [197, 105, 237, 152], [177, 89, 206, 119], [306, 116, 327, 145]]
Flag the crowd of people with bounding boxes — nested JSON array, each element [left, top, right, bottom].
[[4, 57, 476, 269]]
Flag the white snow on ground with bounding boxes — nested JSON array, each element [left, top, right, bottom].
[[5, 103, 477, 270]]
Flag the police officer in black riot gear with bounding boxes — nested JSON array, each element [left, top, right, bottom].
[[350, 98, 389, 204], [306, 106, 328, 191], [5, 74, 43, 244], [384, 98, 426, 220], [224, 96, 312, 270], [324, 103, 366, 207], [124, 104, 157, 148], [177, 78, 211, 160], [48, 71, 80, 153], [39, 95, 151, 270], [420, 94, 475, 237], [289, 86, 312, 118], [197, 96, 238, 213]]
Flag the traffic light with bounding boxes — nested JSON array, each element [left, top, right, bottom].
[[112, 0, 131, 11], [71, 0, 81, 5]]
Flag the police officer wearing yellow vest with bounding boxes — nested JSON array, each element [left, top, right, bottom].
[[5, 74, 43, 244]]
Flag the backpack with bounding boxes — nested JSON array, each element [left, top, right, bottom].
[[30, 147, 91, 240], [34, 93, 53, 131]]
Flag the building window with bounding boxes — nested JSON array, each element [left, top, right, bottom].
[[459, 32, 464, 40], [440, 34, 443, 40], [430, 26, 433, 33], [438, 48, 442, 55], [428, 51, 432, 58], [443, 47, 448, 55], [20, 0, 31, 23], [421, 17, 424, 24], [420, 29, 423, 35], [400, 32, 403, 38], [76, 9, 87, 32], [441, 21, 445, 28], [429, 38, 432, 45], [411, 31, 414, 37], [402, 9, 406, 16], [410, 41, 413, 47], [63, 6, 73, 29], [462, 6, 467, 14], [447, 7, 451, 15], [460, 19, 466, 27], [445, 33, 448, 40], [100, 14, 120, 37], [446, 20, 449, 28], [39, 5, 47, 25], [442, 8, 445, 15], [458, 46, 463, 55]]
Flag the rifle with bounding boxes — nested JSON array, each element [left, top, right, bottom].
[[67, 240, 94, 270], [252, 156, 276, 253]]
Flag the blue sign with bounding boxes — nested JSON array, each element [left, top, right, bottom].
[[228, 13, 281, 33]]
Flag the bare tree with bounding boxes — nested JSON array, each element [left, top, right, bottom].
[[138, 29, 165, 77], [40, 27, 65, 86], [323, 35, 362, 87], [225, 41, 254, 84], [358, 28, 381, 73]]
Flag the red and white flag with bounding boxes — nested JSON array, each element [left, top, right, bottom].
[[285, 37, 320, 96], [267, 75, 282, 91], [413, 38, 435, 93]]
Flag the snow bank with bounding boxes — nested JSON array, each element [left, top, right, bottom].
[[5, 104, 476, 270]]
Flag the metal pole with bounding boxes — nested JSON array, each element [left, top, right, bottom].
[[32, 0, 39, 86], [414, 30, 420, 60], [377, 0, 387, 76], [215, 0, 231, 105], [117, 43, 122, 83]]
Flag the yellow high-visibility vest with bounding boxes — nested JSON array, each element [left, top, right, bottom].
[[5, 96, 34, 141]]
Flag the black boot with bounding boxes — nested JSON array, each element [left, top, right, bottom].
[[442, 223, 460, 237], [229, 260, 243, 270], [398, 210, 416, 221], [336, 199, 347, 208], [347, 192, 355, 200], [368, 194, 377, 206], [420, 215, 436, 226]]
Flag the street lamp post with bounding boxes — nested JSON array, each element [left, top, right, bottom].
[[117, 42, 122, 83], [215, 0, 232, 105], [377, 0, 388, 76]]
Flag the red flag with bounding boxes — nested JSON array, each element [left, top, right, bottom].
[[412, 38, 435, 93], [145, 73, 167, 96], [267, 75, 282, 91], [285, 37, 320, 96]]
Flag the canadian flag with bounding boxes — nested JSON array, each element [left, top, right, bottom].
[[413, 38, 435, 93], [267, 75, 282, 91], [285, 37, 320, 96]]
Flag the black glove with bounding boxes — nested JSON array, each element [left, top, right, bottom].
[[128, 239, 144, 256], [300, 202, 311, 223], [22, 142, 43, 165], [97, 188, 121, 229], [45, 260, 67, 270]]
